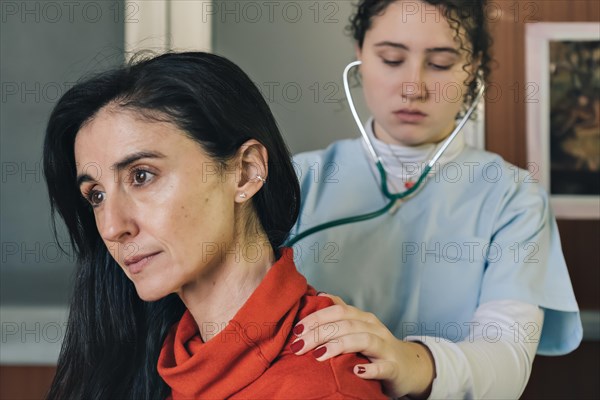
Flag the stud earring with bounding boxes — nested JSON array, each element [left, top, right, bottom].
[[239, 192, 247, 199], [255, 175, 266, 183]]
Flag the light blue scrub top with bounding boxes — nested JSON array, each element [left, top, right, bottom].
[[291, 138, 582, 355]]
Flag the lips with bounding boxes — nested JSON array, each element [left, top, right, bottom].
[[124, 251, 161, 274], [393, 108, 427, 123]]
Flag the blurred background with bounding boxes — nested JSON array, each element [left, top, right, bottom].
[[1, 1, 598, 399]]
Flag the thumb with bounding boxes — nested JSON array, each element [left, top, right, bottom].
[[353, 360, 397, 381]]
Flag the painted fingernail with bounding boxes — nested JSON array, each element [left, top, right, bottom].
[[357, 366, 366, 374], [312, 346, 327, 359], [290, 339, 304, 353], [293, 324, 304, 336]]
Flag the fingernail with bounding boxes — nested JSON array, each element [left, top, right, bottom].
[[290, 339, 304, 353], [312, 346, 327, 359], [357, 366, 366, 374], [316, 291, 327, 296], [293, 324, 304, 336]]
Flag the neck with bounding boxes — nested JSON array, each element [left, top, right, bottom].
[[363, 117, 466, 184], [373, 119, 454, 147], [177, 233, 275, 341]]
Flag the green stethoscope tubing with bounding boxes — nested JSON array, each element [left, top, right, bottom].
[[286, 161, 433, 247], [286, 61, 484, 247]]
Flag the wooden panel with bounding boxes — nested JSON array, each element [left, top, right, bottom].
[[0, 366, 55, 400], [557, 220, 600, 309], [486, 0, 527, 167], [487, 2, 599, 398], [522, 341, 600, 399]]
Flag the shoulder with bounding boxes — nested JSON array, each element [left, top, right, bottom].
[[461, 147, 540, 189], [253, 290, 387, 399], [254, 351, 386, 398], [300, 290, 387, 398], [459, 147, 549, 217], [326, 354, 388, 399], [292, 139, 373, 207], [293, 139, 363, 174]]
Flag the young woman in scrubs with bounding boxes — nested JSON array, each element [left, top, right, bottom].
[[289, 1, 582, 398]]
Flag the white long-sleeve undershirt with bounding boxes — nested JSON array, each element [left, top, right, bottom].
[[405, 299, 544, 399]]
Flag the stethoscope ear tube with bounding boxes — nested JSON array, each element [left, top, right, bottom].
[[343, 60, 379, 162]]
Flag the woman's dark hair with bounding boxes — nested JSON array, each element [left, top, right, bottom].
[[43, 52, 301, 400], [348, 0, 493, 108]]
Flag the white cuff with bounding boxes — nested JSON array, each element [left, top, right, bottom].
[[404, 335, 473, 399], [404, 300, 543, 399]]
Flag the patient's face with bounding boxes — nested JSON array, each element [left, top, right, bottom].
[[75, 107, 238, 301]]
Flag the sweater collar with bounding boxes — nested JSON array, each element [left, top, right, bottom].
[[157, 248, 306, 399]]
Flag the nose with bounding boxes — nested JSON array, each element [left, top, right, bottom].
[[97, 191, 139, 243], [401, 63, 428, 101]]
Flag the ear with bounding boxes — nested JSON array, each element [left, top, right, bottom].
[[468, 53, 482, 85], [355, 43, 363, 62], [233, 139, 268, 204]]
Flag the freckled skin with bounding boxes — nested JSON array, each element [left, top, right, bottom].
[[74, 107, 240, 302]]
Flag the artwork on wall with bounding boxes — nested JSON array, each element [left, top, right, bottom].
[[526, 22, 600, 219]]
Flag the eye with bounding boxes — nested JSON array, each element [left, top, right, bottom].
[[429, 63, 453, 71], [83, 189, 105, 207], [383, 58, 404, 66], [131, 168, 155, 186]]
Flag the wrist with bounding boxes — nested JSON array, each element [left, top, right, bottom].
[[405, 341, 436, 399]]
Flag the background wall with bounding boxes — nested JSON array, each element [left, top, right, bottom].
[[1, 1, 124, 398], [1, 0, 125, 306], [213, 1, 363, 154]]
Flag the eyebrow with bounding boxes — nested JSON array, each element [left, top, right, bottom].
[[374, 41, 460, 55], [76, 151, 166, 187]]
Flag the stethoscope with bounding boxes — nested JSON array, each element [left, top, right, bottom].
[[286, 60, 486, 247]]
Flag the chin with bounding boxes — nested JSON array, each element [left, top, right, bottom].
[[384, 127, 426, 146], [399, 137, 424, 146], [134, 285, 171, 302], [390, 133, 427, 146]]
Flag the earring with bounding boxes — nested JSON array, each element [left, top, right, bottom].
[[239, 192, 247, 199], [255, 175, 266, 183]]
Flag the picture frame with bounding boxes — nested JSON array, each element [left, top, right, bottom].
[[525, 22, 600, 219]]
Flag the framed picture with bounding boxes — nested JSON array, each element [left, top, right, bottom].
[[525, 22, 600, 219]]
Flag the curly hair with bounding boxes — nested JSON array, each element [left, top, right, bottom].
[[348, 0, 493, 109]]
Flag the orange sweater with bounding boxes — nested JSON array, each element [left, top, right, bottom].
[[157, 248, 387, 399]]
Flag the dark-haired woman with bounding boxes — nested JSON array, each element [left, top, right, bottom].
[[290, 1, 582, 398], [43, 52, 387, 399]]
